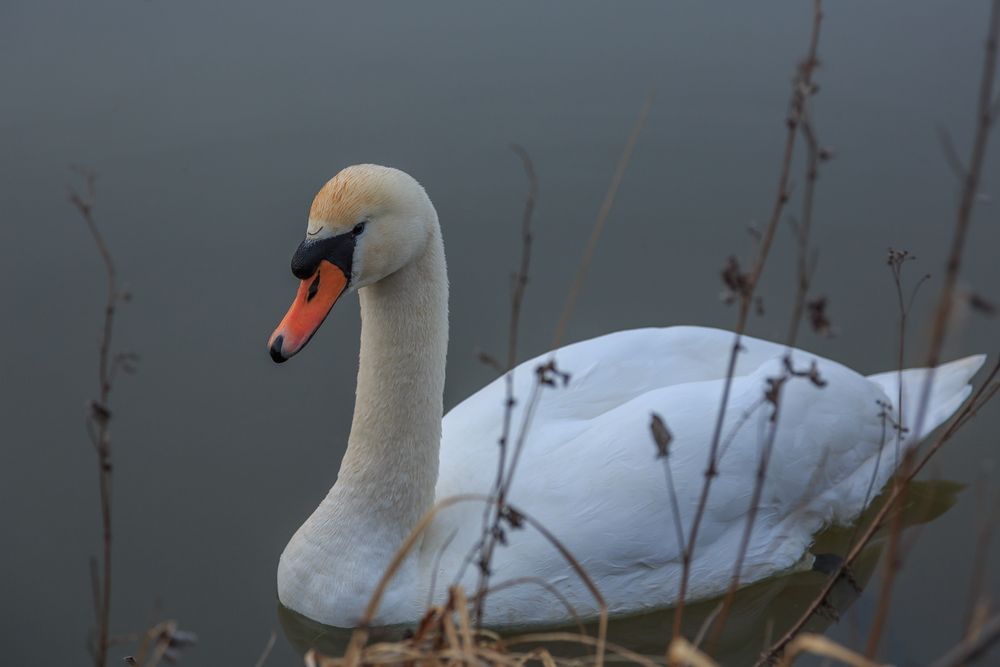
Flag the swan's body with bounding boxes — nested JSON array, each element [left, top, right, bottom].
[[269, 165, 984, 629]]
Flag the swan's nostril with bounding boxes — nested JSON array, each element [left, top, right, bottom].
[[306, 273, 321, 302], [270, 335, 288, 364]]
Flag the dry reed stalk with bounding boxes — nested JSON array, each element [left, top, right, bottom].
[[71, 171, 194, 666], [865, 0, 999, 658], [756, 359, 1000, 666], [253, 632, 277, 667], [855, 252, 929, 657], [961, 481, 1000, 637], [861, 471, 908, 658], [665, 638, 717, 667], [775, 633, 883, 667], [908, 0, 1000, 443], [70, 169, 126, 667], [929, 613, 1000, 667], [500, 632, 661, 667], [123, 620, 196, 667], [472, 577, 588, 636], [344, 494, 607, 667], [706, 35, 832, 647], [757, 2, 1000, 661], [840, 252, 928, 642], [671, 0, 825, 645], [475, 93, 649, 628], [474, 144, 539, 624], [551, 94, 652, 349]]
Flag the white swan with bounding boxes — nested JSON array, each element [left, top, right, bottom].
[[268, 164, 984, 629]]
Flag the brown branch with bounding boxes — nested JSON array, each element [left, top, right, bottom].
[[859, 250, 926, 658], [862, 473, 908, 658], [910, 0, 999, 445], [872, 0, 1000, 657], [472, 94, 651, 625], [673, 0, 825, 644], [252, 632, 277, 667], [929, 613, 1000, 667], [472, 144, 539, 625], [347, 494, 607, 667], [551, 94, 652, 349], [709, 39, 833, 649], [758, 4, 1000, 661], [961, 479, 1000, 637], [756, 358, 1000, 666], [70, 170, 121, 667]]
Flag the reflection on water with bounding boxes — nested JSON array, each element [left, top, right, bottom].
[[277, 480, 961, 664]]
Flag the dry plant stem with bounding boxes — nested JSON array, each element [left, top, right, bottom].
[[756, 359, 1000, 666], [775, 633, 882, 667], [929, 614, 1000, 667], [962, 482, 1000, 637], [551, 93, 651, 349], [347, 494, 607, 667], [666, 638, 718, 667], [709, 57, 828, 650], [760, 4, 999, 661], [253, 632, 277, 667], [473, 576, 587, 636], [785, 104, 824, 348], [659, 453, 688, 557], [860, 254, 924, 657], [70, 175, 119, 667], [499, 633, 659, 667], [473, 144, 539, 625], [672, 0, 824, 644], [909, 0, 1000, 446], [867, 1, 1000, 657], [862, 477, 908, 658], [475, 95, 649, 624]]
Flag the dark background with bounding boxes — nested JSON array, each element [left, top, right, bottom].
[[2, 1, 997, 664]]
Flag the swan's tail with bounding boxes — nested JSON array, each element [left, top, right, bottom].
[[866, 354, 987, 442]]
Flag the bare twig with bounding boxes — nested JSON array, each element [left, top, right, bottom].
[[870, 0, 1000, 657], [775, 633, 882, 667], [929, 614, 1000, 667], [909, 0, 999, 448], [551, 94, 652, 349], [253, 632, 277, 667], [757, 359, 1000, 666], [758, 4, 1000, 661], [473, 94, 651, 625], [651, 414, 687, 557], [710, 34, 833, 648], [348, 494, 607, 667], [473, 144, 539, 625], [962, 478, 1000, 636], [70, 169, 124, 667], [674, 0, 825, 643], [861, 249, 927, 658]]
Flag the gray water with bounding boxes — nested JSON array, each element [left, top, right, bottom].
[[2, 1, 998, 664]]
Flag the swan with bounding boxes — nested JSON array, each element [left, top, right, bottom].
[[267, 164, 984, 629]]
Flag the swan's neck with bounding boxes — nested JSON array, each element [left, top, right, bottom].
[[327, 225, 449, 536]]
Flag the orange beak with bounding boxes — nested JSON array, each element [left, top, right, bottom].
[[268, 259, 348, 363]]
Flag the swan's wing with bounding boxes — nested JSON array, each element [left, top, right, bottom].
[[431, 327, 899, 622], [442, 326, 788, 446]]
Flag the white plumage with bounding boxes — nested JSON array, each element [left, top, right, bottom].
[[433, 327, 982, 626]]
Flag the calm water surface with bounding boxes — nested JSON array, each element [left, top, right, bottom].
[[2, 1, 998, 664]]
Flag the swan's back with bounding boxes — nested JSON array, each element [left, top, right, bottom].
[[427, 327, 982, 626]]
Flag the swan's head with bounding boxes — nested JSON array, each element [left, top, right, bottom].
[[268, 164, 435, 362]]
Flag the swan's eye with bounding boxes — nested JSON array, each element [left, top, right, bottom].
[[351, 222, 367, 237]]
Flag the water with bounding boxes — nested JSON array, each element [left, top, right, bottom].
[[2, 1, 998, 664]]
